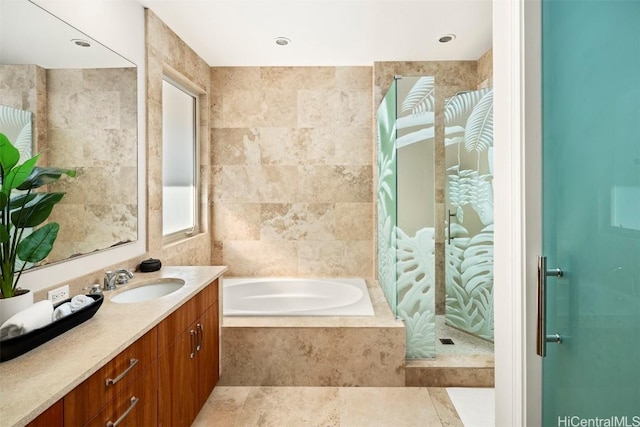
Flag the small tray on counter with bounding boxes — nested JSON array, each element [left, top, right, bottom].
[[0, 294, 103, 362]]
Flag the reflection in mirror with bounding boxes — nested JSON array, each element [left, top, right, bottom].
[[0, 0, 138, 268]]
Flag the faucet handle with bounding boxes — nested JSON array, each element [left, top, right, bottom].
[[83, 284, 103, 295], [116, 272, 133, 285], [103, 271, 114, 290]]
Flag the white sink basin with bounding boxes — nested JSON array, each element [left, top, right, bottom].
[[110, 278, 186, 303]]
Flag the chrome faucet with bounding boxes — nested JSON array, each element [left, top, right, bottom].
[[104, 269, 135, 290]]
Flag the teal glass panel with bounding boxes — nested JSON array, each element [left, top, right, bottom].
[[376, 80, 398, 315], [542, 0, 640, 423], [444, 88, 494, 342]]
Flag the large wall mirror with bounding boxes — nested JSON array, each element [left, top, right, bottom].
[[0, 0, 138, 269]]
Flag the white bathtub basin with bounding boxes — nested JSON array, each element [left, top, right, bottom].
[[223, 278, 374, 316], [110, 278, 185, 303]]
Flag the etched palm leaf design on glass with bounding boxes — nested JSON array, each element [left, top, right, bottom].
[[376, 81, 398, 313], [397, 227, 436, 358], [376, 76, 439, 357], [444, 88, 494, 341], [394, 77, 437, 358]]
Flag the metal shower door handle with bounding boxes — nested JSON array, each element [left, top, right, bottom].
[[447, 209, 457, 244], [537, 256, 564, 357]]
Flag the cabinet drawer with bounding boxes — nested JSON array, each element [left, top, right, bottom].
[[84, 360, 158, 427], [64, 328, 157, 426]]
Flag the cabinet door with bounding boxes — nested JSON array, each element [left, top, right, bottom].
[[85, 361, 158, 427], [26, 400, 63, 427], [157, 296, 197, 349], [196, 301, 219, 408], [158, 324, 199, 427]]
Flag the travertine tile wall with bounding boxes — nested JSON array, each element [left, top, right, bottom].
[[210, 67, 374, 277], [45, 68, 137, 262], [0, 64, 47, 155], [477, 49, 493, 89], [373, 60, 486, 314], [145, 9, 212, 266]]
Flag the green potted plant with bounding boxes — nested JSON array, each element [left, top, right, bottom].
[[0, 132, 75, 323]]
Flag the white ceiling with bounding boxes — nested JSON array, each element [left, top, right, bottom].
[[0, 0, 134, 68], [138, 0, 493, 66]]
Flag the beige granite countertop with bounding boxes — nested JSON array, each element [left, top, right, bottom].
[[0, 265, 227, 427]]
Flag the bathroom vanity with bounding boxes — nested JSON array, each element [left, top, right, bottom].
[[0, 266, 226, 427]]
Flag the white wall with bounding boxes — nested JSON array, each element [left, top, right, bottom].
[[493, 0, 543, 425], [21, 0, 147, 291]]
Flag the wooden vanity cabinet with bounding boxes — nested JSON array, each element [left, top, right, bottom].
[[158, 280, 219, 427], [83, 361, 158, 427], [196, 301, 219, 410], [63, 328, 158, 427], [25, 278, 220, 427], [26, 400, 63, 427]]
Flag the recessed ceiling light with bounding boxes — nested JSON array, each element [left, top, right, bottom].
[[438, 34, 456, 43], [274, 37, 291, 46], [72, 39, 91, 48]]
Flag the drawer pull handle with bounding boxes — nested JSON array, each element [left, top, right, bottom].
[[106, 396, 139, 427], [105, 358, 139, 386], [190, 329, 197, 359], [196, 323, 203, 352]]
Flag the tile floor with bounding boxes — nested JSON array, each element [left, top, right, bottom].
[[435, 316, 494, 356], [192, 386, 464, 426]]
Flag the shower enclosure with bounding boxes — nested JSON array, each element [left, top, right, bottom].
[[376, 76, 494, 359]]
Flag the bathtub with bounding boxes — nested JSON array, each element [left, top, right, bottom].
[[222, 277, 375, 316]]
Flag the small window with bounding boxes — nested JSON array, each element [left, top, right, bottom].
[[162, 77, 199, 242]]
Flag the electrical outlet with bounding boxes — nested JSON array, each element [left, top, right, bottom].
[[47, 284, 70, 304]]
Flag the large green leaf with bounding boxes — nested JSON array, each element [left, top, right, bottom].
[[17, 222, 59, 263], [2, 154, 39, 195], [8, 193, 37, 210], [10, 193, 64, 228], [0, 133, 20, 176], [17, 166, 76, 190]]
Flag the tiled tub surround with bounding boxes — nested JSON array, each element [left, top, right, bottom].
[[220, 278, 406, 387], [0, 266, 227, 427], [210, 66, 374, 278]]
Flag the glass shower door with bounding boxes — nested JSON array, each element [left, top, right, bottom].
[[541, 0, 640, 423], [376, 76, 437, 359], [444, 88, 494, 342]]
